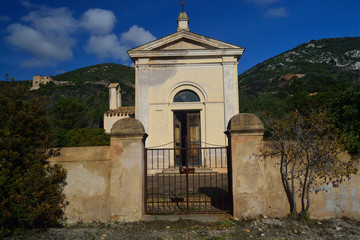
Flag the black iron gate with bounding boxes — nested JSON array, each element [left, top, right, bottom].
[[145, 147, 232, 214]]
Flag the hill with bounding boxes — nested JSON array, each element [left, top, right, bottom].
[[238, 37, 360, 114], [238, 37, 360, 153], [52, 63, 135, 108], [29, 63, 135, 120], [239, 37, 360, 97], [54, 63, 134, 85], [22, 63, 135, 147]]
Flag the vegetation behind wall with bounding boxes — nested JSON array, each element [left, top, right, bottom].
[[239, 37, 360, 154], [2, 38, 360, 149]]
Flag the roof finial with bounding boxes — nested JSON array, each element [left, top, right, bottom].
[[178, 0, 187, 12], [177, 0, 189, 31]]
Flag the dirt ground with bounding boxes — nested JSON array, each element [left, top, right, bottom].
[[4, 216, 360, 240]]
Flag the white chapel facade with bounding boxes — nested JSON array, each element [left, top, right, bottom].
[[105, 11, 244, 148]]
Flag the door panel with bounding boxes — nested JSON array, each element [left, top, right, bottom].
[[174, 114, 182, 166], [187, 113, 200, 145], [187, 113, 201, 166], [174, 111, 201, 167]]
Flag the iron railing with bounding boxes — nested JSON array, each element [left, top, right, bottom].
[[145, 147, 231, 214]]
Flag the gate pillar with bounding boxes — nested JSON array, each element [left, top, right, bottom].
[[226, 113, 265, 219], [109, 118, 147, 222]]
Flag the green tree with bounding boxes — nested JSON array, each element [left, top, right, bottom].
[[50, 97, 89, 130], [0, 83, 67, 236], [49, 97, 89, 147], [262, 109, 358, 216], [331, 85, 360, 154], [89, 103, 107, 128], [65, 128, 110, 147], [239, 93, 288, 117]]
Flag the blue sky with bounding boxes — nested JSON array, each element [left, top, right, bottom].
[[1, 0, 360, 80]]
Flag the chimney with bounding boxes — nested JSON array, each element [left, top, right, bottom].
[[177, 12, 189, 32], [108, 83, 121, 109]]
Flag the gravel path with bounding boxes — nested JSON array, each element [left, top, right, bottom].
[[4, 217, 360, 240]]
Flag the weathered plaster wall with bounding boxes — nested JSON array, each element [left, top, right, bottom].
[[228, 113, 360, 219], [309, 154, 360, 219], [261, 155, 289, 217], [109, 118, 146, 222], [50, 119, 147, 223], [49, 146, 111, 223], [49, 114, 359, 223], [261, 152, 360, 219], [228, 113, 269, 218]]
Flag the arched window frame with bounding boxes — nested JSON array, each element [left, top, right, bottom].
[[173, 90, 200, 102], [168, 83, 206, 103]]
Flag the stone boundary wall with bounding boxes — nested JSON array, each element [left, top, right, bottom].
[[50, 116, 360, 223], [49, 119, 147, 223], [262, 152, 360, 219], [228, 113, 360, 219], [49, 146, 111, 223]]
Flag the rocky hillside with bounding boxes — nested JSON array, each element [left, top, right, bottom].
[[238, 37, 360, 154], [239, 37, 360, 96]]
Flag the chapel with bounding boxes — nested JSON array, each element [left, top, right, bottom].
[[104, 10, 244, 149]]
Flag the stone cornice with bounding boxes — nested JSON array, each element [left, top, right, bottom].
[[221, 62, 238, 66], [136, 63, 224, 69], [129, 48, 245, 59], [129, 31, 244, 51]]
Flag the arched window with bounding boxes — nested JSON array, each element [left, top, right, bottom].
[[173, 90, 200, 102]]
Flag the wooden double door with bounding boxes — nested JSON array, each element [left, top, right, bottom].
[[174, 110, 201, 167]]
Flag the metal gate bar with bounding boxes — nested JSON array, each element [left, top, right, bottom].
[[145, 147, 230, 214]]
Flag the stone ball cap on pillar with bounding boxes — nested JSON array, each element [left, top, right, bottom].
[[110, 118, 146, 137], [227, 113, 265, 134]]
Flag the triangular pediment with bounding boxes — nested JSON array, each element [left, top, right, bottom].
[[128, 30, 245, 60], [156, 39, 212, 50], [129, 30, 244, 51]]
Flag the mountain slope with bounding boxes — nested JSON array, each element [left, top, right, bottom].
[[54, 63, 135, 85], [239, 37, 360, 96], [238, 37, 360, 154]]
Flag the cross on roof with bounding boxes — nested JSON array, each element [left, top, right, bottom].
[[178, 0, 188, 12]]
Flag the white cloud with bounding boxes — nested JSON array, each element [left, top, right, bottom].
[[85, 25, 156, 62], [0, 15, 10, 22], [81, 8, 116, 36], [120, 25, 156, 46], [85, 34, 128, 61], [265, 7, 289, 18], [246, 0, 279, 4], [5, 5, 77, 67], [21, 7, 77, 36], [5, 2, 155, 67], [6, 23, 75, 67]]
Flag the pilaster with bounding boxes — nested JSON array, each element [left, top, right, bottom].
[[222, 57, 239, 130], [109, 118, 147, 221], [226, 113, 265, 219], [135, 58, 150, 134]]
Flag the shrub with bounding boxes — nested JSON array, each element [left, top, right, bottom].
[[0, 82, 67, 236]]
